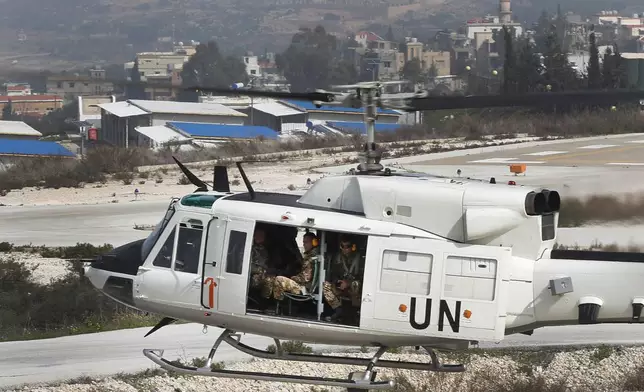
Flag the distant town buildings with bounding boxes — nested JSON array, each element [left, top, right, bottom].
[[46, 67, 115, 99]]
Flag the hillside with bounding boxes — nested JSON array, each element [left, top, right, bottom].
[[0, 0, 642, 71]]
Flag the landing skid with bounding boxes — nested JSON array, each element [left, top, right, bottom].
[[143, 328, 465, 390]]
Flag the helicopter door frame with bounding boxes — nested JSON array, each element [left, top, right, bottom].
[[201, 215, 226, 310], [202, 215, 254, 315], [360, 235, 511, 342]]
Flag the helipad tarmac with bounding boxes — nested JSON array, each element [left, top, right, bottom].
[[392, 133, 644, 198], [411, 133, 644, 167]]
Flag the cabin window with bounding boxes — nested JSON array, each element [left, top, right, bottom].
[[174, 220, 203, 274], [225, 230, 247, 275], [153, 227, 176, 268]]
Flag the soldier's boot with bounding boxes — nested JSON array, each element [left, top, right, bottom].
[[325, 306, 343, 322]]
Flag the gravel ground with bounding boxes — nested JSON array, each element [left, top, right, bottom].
[[0, 252, 68, 285], [6, 346, 644, 392]]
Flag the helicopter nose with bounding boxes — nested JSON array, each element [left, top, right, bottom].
[[84, 239, 146, 310]]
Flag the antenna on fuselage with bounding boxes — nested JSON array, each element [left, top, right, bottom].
[[236, 161, 255, 200], [213, 165, 230, 193]]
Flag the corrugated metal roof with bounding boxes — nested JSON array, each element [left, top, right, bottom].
[[0, 120, 42, 137], [130, 100, 247, 117], [282, 99, 399, 115], [0, 138, 75, 157], [134, 125, 191, 144], [326, 121, 402, 133], [97, 101, 148, 118], [252, 101, 305, 117], [168, 122, 277, 139]]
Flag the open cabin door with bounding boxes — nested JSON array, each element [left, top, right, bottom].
[[201, 215, 254, 314], [360, 236, 511, 342]]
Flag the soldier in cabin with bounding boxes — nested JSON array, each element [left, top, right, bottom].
[[323, 234, 363, 322], [250, 226, 277, 293], [263, 231, 319, 300]]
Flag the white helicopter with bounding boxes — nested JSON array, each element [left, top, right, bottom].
[[84, 81, 644, 391]]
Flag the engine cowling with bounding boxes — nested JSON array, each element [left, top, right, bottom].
[[297, 175, 559, 243]]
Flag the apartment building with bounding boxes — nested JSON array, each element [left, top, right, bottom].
[[0, 95, 64, 118], [46, 68, 115, 98]]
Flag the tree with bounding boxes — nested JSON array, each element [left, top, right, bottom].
[[587, 32, 601, 89], [602, 45, 627, 89], [400, 58, 423, 86], [428, 62, 438, 78], [514, 38, 544, 93], [385, 25, 395, 42], [126, 59, 146, 100], [612, 44, 627, 88], [2, 100, 13, 120], [276, 25, 354, 92], [542, 24, 579, 91], [179, 40, 248, 102], [601, 46, 615, 89], [501, 26, 516, 94], [534, 10, 552, 53]]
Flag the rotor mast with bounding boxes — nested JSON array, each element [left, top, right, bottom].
[[358, 85, 383, 173]]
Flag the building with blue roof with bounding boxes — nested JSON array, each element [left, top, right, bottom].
[[167, 122, 278, 140], [0, 138, 76, 158], [281, 99, 401, 124]]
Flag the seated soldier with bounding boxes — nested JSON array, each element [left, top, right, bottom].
[[322, 235, 362, 322], [249, 226, 276, 296], [263, 231, 319, 301]]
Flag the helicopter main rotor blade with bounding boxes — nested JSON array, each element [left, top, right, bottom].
[[406, 90, 644, 111], [184, 86, 337, 103]]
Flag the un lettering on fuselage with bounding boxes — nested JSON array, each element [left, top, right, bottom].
[[408, 297, 461, 333]]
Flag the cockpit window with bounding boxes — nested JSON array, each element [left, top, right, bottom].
[[174, 220, 203, 274], [141, 198, 178, 262], [153, 227, 176, 268]]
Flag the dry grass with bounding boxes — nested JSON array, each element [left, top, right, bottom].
[[553, 239, 643, 252], [0, 242, 159, 342], [439, 107, 643, 139], [559, 193, 644, 227]]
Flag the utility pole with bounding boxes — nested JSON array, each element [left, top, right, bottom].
[[65, 119, 92, 158]]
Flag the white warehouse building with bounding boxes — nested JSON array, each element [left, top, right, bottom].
[[97, 99, 246, 147]]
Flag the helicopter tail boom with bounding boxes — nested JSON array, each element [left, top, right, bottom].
[[529, 250, 644, 328]]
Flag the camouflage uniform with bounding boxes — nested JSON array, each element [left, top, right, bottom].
[[267, 247, 319, 300], [323, 251, 362, 309], [250, 243, 276, 294]]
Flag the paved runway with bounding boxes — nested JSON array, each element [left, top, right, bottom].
[[0, 200, 169, 246], [2, 323, 644, 389], [382, 134, 644, 198], [412, 134, 644, 167]]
